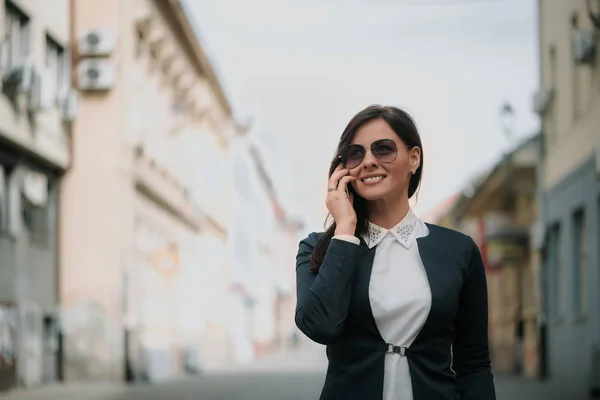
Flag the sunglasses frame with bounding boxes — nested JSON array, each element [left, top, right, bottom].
[[338, 139, 414, 169]]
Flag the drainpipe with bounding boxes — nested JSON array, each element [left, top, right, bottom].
[[535, 0, 549, 381], [55, 0, 77, 383]]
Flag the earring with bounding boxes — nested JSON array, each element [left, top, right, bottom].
[[411, 170, 416, 175]]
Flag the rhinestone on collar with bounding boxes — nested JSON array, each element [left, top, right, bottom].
[[366, 218, 418, 248], [396, 222, 416, 243], [368, 225, 383, 244]]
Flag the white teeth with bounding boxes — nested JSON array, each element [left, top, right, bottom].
[[363, 176, 384, 182]]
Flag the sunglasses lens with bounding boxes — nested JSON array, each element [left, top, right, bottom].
[[343, 145, 365, 168], [372, 139, 398, 163]]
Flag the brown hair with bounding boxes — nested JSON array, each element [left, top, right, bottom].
[[310, 104, 424, 273]]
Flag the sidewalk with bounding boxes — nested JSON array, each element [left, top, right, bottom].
[[495, 374, 588, 400], [0, 382, 127, 400], [206, 342, 328, 374]]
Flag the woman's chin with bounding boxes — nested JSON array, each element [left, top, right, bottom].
[[355, 187, 388, 201]]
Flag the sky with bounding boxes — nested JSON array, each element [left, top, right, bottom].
[[186, 0, 540, 230]]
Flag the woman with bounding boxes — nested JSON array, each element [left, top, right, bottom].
[[295, 105, 496, 400]]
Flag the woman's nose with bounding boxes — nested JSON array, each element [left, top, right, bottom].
[[362, 149, 378, 167]]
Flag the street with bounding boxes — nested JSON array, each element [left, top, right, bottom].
[[0, 345, 587, 400]]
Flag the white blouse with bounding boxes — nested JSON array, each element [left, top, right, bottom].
[[333, 209, 431, 400]]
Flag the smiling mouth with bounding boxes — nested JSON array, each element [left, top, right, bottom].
[[361, 175, 386, 184]]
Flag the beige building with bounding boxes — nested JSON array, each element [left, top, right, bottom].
[[60, 0, 234, 382], [228, 129, 305, 360], [0, 0, 73, 391], [536, 0, 600, 396], [448, 135, 542, 378], [431, 135, 543, 378]]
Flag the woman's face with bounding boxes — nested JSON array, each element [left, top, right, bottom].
[[346, 118, 420, 201]]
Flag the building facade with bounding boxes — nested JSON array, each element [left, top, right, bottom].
[[444, 135, 543, 378], [228, 125, 303, 363], [0, 0, 73, 391], [537, 0, 600, 397], [60, 0, 233, 382]]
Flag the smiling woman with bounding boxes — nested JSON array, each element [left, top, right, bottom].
[[294, 104, 496, 400]]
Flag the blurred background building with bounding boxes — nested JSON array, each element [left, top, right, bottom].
[[537, 0, 600, 396], [0, 0, 599, 398], [426, 1, 600, 397], [0, 0, 72, 391], [228, 122, 304, 362], [60, 0, 235, 383], [0, 0, 302, 392]]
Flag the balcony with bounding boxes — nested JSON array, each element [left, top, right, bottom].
[[0, 91, 70, 170], [133, 145, 202, 232]]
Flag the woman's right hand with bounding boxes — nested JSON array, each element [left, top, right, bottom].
[[326, 164, 357, 235]]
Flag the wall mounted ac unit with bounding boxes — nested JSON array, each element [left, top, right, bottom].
[[533, 87, 554, 116], [2, 62, 36, 95], [78, 29, 116, 57], [27, 69, 56, 113], [77, 59, 116, 91], [62, 88, 78, 122], [572, 29, 596, 64]]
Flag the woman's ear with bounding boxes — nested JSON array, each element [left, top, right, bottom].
[[410, 146, 421, 172]]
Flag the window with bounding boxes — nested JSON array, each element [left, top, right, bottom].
[[547, 45, 557, 144], [45, 34, 65, 103], [0, 165, 6, 232], [550, 223, 564, 319], [572, 209, 588, 318], [20, 170, 50, 246], [3, 1, 30, 68]]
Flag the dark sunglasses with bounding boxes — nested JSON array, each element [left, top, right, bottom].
[[339, 138, 412, 169]]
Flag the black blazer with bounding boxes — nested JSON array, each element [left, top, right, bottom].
[[295, 223, 496, 400]]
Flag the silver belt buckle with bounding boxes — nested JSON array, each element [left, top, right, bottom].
[[387, 343, 407, 356]]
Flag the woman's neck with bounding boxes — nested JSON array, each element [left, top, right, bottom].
[[367, 196, 411, 230]]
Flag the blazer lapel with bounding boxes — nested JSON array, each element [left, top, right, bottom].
[[416, 225, 462, 335], [348, 243, 384, 340]]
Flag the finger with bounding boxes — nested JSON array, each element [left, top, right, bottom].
[[336, 175, 355, 194], [327, 168, 349, 188]]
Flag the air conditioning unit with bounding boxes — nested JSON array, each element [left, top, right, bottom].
[[62, 88, 78, 122], [572, 28, 596, 64], [78, 29, 116, 57], [77, 59, 116, 91], [27, 69, 56, 113], [2, 62, 36, 95], [533, 87, 554, 116]]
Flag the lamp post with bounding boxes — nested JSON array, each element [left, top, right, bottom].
[[500, 102, 516, 144], [499, 101, 517, 179], [499, 100, 526, 374]]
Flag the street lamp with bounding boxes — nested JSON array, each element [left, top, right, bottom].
[[498, 101, 517, 181], [499, 101, 516, 144]]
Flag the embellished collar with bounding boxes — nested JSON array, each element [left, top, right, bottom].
[[364, 209, 420, 249]]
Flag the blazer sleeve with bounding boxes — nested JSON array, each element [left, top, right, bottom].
[[294, 232, 362, 345], [452, 237, 496, 400]]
